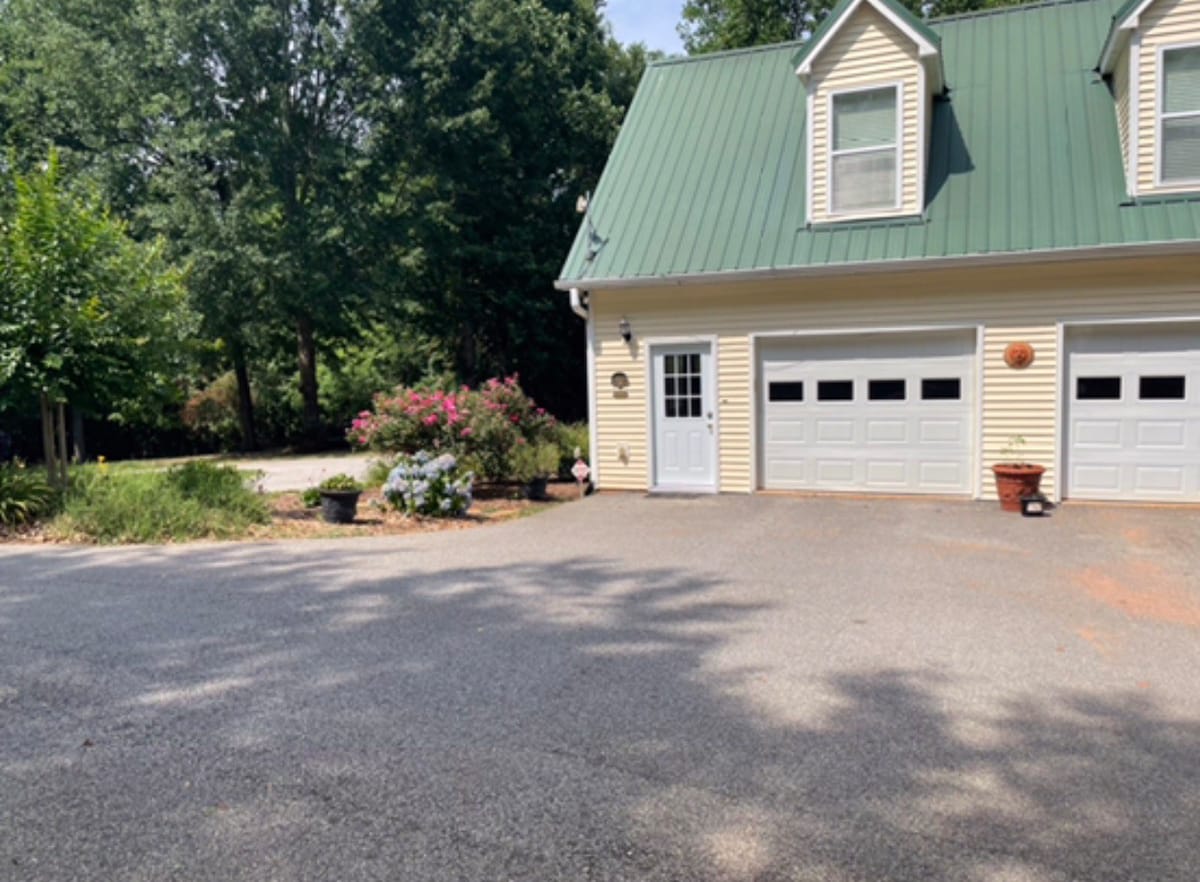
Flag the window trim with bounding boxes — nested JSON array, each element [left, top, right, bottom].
[[825, 81, 904, 220], [1155, 41, 1200, 189]]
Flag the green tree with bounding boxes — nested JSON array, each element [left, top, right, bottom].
[[679, 0, 1033, 54], [0, 153, 192, 486], [370, 0, 642, 416]]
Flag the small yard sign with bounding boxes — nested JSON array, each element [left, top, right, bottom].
[[571, 459, 591, 497]]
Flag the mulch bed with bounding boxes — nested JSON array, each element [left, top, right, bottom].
[[255, 479, 585, 540]]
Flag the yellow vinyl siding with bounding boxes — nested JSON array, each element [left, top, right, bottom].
[[1114, 47, 1132, 190], [808, 4, 923, 221], [1135, 0, 1200, 193], [589, 254, 1200, 499]]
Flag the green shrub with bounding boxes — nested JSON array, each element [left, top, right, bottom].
[[510, 442, 560, 483], [364, 457, 398, 488], [554, 422, 589, 479], [319, 473, 362, 493], [301, 487, 322, 508], [51, 462, 269, 543], [0, 462, 54, 527]]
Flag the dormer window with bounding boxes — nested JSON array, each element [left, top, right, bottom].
[[1159, 46, 1200, 185], [830, 85, 900, 215]]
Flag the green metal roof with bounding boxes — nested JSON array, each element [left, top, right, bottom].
[[558, 0, 1200, 288]]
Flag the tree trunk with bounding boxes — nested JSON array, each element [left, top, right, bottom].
[[39, 392, 58, 489], [56, 401, 69, 489], [230, 338, 258, 452], [296, 315, 321, 439], [71, 407, 86, 463]]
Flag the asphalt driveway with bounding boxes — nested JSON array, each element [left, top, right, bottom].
[[2, 495, 1199, 881]]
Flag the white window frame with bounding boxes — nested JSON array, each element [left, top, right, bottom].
[[826, 81, 904, 220], [1155, 41, 1200, 189]]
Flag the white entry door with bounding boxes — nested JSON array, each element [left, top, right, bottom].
[[1066, 324, 1200, 501], [759, 331, 976, 494], [652, 344, 716, 490]]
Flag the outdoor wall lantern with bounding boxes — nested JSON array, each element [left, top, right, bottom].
[[618, 317, 632, 343]]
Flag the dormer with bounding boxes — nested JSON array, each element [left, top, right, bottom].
[[1100, 0, 1200, 197], [795, 0, 945, 224]]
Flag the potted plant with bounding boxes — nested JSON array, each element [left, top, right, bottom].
[[317, 473, 363, 524], [512, 442, 560, 500], [991, 436, 1045, 513]]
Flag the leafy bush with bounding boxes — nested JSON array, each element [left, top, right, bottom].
[[319, 473, 362, 493], [383, 451, 473, 518], [349, 375, 559, 482], [301, 486, 322, 508], [0, 462, 54, 527], [51, 462, 269, 543], [181, 373, 242, 449], [510, 442, 560, 482], [554, 422, 589, 479]]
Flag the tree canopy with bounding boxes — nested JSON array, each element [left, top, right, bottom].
[[679, 0, 1033, 54]]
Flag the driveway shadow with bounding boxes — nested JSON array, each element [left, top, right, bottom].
[[1, 537, 1198, 880]]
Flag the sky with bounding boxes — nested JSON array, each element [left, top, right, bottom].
[[603, 0, 685, 55]]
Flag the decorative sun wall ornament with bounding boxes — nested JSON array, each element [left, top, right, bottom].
[[1004, 341, 1035, 369]]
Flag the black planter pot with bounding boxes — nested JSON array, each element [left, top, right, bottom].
[[320, 490, 361, 524], [526, 477, 549, 501]]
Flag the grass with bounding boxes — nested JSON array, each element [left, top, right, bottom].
[[48, 461, 270, 543]]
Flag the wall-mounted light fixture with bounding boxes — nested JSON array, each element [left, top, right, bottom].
[[618, 317, 632, 343]]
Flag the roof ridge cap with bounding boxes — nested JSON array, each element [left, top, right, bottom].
[[929, 0, 1102, 25], [648, 41, 806, 68]]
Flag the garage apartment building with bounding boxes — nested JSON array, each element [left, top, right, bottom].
[[557, 0, 1200, 503]]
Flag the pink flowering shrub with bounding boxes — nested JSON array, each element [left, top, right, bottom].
[[347, 376, 559, 482]]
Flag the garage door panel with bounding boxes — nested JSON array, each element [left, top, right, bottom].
[[1066, 325, 1200, 502], [866, 460, 907, 486], [919, 419, 964, 444], [866, 420, 907, 444], [919, 461, 967, 488], [817, 419, 855, 443], [760, 332, 976, 495], [1134, 466, 1186, 494], [816, 460, 855, 484], [1073, 420, 1122, 447], [1135, 421, 1187, 448]]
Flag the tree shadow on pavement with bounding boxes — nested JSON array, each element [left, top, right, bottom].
[[0, 543, 1197, 881]]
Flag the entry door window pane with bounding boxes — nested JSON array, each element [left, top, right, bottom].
[[1076, 376, 1121, 400], [817, 380, 854, 401], [868, 379, 906, 401], [662, 352, 703, 419], [1139, 375, 1186, 400]]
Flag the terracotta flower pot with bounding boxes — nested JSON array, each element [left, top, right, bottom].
[[991, 464, 1045, 513]]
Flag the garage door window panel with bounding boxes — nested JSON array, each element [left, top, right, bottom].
[[868, 379, 906, 401], [818, 380, 855, 401], [921, 378, 962, 400], [1140, 375, 1186, 400], [768, 381, 805, 402], [1076, 376, 1122, 400]]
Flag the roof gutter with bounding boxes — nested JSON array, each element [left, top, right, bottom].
[[568, 287, 589, 319], [553, 241, 1200, 292]]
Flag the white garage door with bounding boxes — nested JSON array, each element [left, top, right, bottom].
[[759, 331, 976, 494], [1066, 325, 1200, 502]]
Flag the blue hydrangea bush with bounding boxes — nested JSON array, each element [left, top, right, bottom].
[[383, 451, 473, 518]]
